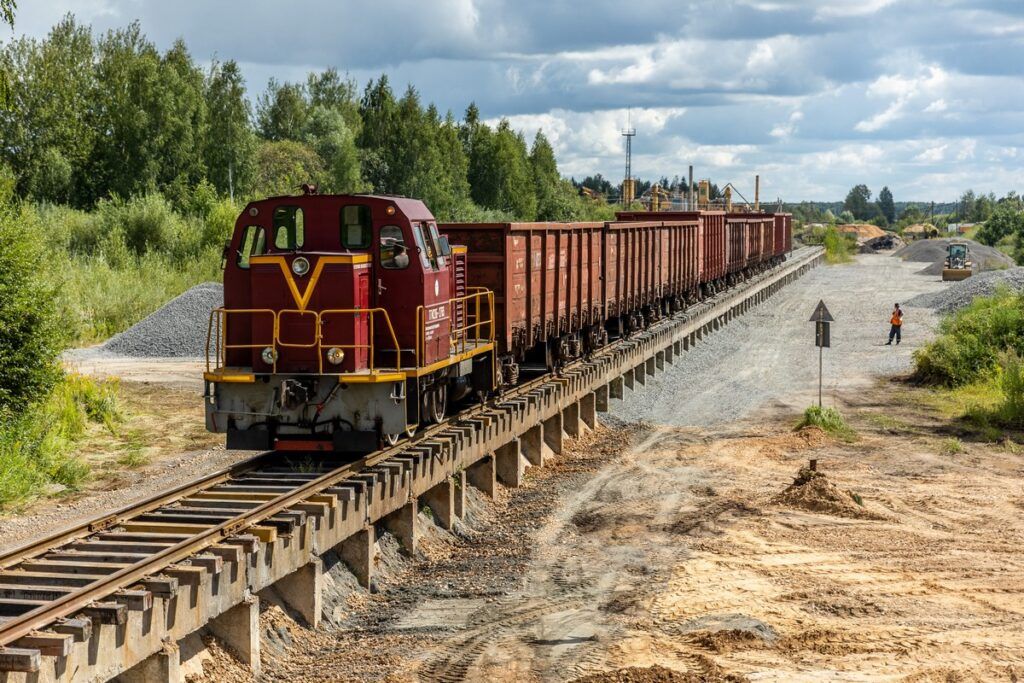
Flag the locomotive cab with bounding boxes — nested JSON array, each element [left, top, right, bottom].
[[205, 191, 496, 453]]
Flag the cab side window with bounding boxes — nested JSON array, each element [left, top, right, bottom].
[[379, 225, 409, 270], [273, 206, 304, 250], [237, 226, 266, 269], [341, 205, 372, 249], [413, 223, 437, 270]]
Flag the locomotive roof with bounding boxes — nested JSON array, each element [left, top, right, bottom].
[[244, 193, 435, 220]]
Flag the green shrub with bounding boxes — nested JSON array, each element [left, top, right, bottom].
[[0, 204, 64, 413], [913, 288, 1024, 386], [995, 351, 1024, 428], [823, 226, 854, 264], [797, 405, 857, 441]]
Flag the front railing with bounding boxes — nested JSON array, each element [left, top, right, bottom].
[[207, 293, 493, 377], [207, 307, 403, 376]]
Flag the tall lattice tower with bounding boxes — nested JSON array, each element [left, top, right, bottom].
[[621, 112, 636, 206]]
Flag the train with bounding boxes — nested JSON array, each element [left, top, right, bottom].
[[204, 188, 791, 453]]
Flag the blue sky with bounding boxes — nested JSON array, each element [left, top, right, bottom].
[[11, 0, 1024, 201]]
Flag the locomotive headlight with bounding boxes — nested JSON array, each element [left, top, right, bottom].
[[291, 257, 310, 277], [261, 347, 278, 365], [326, 347, 345, 365]]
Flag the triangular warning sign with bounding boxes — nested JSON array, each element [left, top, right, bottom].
[[809, 300, 834, 322]]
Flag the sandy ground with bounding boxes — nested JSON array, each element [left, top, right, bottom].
[[63, 348, 206, 392], [240, 253, 1024, 682]]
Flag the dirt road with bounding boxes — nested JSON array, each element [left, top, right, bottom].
[[248, 254, 1024, 682]]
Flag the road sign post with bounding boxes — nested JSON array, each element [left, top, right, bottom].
[[809, 300, 834, 408]]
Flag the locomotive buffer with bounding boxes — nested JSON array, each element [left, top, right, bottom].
[[809, 300, 834, 408]]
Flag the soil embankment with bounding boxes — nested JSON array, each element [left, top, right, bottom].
[[228, 253, 1024, 681]]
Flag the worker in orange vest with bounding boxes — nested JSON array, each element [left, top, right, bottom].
[[886, 303, 903, 345]]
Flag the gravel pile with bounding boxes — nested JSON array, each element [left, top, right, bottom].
[[893, 238, 1014, 275], [905, 267, 1024, 314], [103, 283, 223, 357]]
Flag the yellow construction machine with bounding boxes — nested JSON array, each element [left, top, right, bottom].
[[942, 241, 973, 281]]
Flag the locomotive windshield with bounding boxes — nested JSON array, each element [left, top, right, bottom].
[[273, 206, 305, 250], [341, 204, 372, 249]]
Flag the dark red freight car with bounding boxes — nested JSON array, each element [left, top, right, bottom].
[[438, 222, 606, 380], [617, 210, 730, 295]]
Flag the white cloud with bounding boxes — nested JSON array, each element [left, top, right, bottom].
[[915, 145, 947, 163], [855, 64, 949, 132]]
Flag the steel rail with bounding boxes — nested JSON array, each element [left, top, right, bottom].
[[0, 247, 820, 649]]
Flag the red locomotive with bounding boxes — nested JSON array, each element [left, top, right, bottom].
[[204, 188, 790, 452]]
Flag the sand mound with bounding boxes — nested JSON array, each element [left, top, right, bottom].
[[837, 224, 887, 243], [569, 666, 708, 683], [772, 468, 882, 519]]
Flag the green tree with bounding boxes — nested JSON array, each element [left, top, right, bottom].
[[303, 105, 362, 194], [153, 39, 208, 204], [843, 184, 874, 221], [358, 76, 398, 192], [530, 131, 561, 220], [977, 203, 1024, 247], [250, 140, 325, 197], [878, 186, 895, 225], [469, 119, 537, 219], [0, 16, 97, 204], [256, 79, 308, 141], [87, 23, 166, 200], [0, 0, 15, 106], [307, 67, 360, 132], [204, 59, 256, 199]]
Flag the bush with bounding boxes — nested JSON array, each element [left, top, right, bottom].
[[0, 204, 64, 413], [996, 351, 1024, 428], [913, 288, 1024, 386], [823, 226, 854, 264], [797, 405, 857, 441]]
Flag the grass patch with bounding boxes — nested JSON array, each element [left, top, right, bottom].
[[0, 373, 122, 509], [866, 413, 908, 433], [797, 406, 857, 442], [940, 437, 965, 455], [115, 429, 150, 468], [58, 248, 221, 345]]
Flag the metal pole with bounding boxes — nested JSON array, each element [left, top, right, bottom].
[[818, 337, 823, 408]]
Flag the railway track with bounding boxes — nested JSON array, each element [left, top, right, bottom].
[[0, 247, 822, 681]]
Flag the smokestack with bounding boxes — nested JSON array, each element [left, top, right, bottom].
[[755, 175, 760, 212], [688, 165, 694, 210]]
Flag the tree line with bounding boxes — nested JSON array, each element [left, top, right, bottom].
[[0, 16, 608, 222]]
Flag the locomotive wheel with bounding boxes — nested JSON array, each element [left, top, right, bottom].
[[428, 385, 447, 423], [383, 432, 400, 447]]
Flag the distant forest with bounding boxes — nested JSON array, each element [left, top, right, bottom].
[[0, 15, 618, 223]]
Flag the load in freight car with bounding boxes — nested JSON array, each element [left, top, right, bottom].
[[203, 188, 791, 454]]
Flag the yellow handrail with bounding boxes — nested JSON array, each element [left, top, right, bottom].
[[319, 308, 401, 374], [206, 308, 278, 373], [207, 291, 494, 377]]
